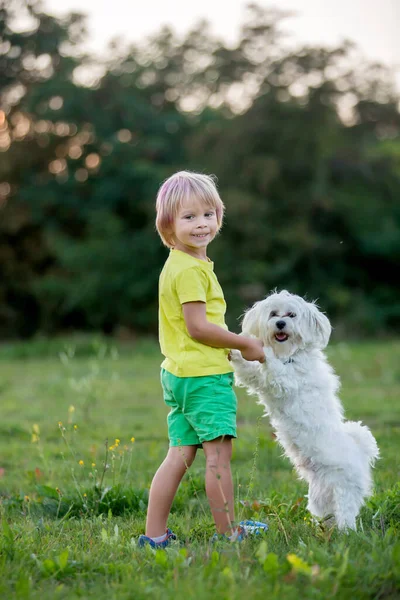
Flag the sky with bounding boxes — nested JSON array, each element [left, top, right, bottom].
[[42, 0, 399, 88]]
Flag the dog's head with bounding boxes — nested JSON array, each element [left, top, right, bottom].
[[241, 290, 331, 358]]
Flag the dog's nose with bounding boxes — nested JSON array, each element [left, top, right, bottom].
[[276, 320, 286, 330]]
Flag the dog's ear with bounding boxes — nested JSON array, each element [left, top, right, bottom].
[[306, 302, 332, 349], [241, 300, 263, 337]]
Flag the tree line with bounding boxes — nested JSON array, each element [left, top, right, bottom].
[[1, 0, 399, 339]]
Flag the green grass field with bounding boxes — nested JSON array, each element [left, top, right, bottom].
[[0, 336, 399, 599]]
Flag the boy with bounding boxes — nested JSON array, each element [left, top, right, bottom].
[[139, 171, 267, 548]]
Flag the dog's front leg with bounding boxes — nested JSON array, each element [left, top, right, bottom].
[[230, 349, 264, 395], [262, 347, 298, 398]]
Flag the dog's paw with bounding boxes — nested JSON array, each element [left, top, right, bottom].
[[229, 349, 242, 363]]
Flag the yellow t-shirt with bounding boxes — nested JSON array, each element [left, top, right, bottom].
[[159, 249, 233, 377]]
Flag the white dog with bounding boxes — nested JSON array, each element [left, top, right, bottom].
[[230, 290, 379, 530]]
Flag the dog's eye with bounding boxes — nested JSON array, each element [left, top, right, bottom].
[[288, 312, 296, 318], [269, 311, 277, 318]]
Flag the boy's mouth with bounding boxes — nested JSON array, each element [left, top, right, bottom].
[[192, 233, 209, 238]]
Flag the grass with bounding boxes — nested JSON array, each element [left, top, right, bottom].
[[0, 335, 399, 599]]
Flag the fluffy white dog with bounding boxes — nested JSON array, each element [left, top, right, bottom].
[[230, 290, 379, 530]]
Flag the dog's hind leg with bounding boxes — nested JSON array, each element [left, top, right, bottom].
[[307, 480, 333, 520], [332, 485, 363, 531]]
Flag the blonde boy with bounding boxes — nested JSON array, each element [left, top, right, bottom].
[[138, 171, 267, 548]]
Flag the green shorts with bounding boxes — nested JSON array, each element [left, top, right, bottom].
[[161, 368, 237, 447]]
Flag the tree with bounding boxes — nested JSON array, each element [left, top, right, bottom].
[[0, 1, 399, 337]]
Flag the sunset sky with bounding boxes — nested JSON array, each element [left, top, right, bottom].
[[43, 0, 399, 88]]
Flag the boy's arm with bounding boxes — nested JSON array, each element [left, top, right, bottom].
[[182, 301, 265, 363]]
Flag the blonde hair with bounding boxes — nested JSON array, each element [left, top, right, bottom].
[[155, 170, 225, 248]]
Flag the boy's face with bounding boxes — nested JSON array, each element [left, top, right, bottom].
[[172, 197, 218, 258]]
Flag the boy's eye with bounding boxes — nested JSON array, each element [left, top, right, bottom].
[[205, 212, 215, 217]]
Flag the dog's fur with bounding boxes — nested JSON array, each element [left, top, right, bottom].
[[230, 290, 379, 530]]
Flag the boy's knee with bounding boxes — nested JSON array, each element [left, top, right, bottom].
[[167, 446, 196, 469], [182, 452, 196, 468], [203, 439, 233, 468]]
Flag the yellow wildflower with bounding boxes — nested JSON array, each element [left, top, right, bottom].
[[115, 438, 120, 446], [31, 433, 39, 443], [68, 405, 75, 413], [83, 493, 87, 498], [78, 460, 84, 466], [130, 437, 135, 443], [109, 445, 115, 451], [24, 495, 30, 502], [74, 425, 78, 430], [91, 463, 96, 468], [58, 421, 62, 427], [32, 424, 40, 434]]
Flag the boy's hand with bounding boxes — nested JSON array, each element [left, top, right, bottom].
[[239, 338, 265, 363]]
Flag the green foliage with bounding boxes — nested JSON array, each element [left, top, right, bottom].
[[367, 481, 400, 530], [1, 518, 15, 560], [0, 337, 399, 598]]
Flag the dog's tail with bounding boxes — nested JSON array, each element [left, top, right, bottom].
[[343, 421, 380, 466]]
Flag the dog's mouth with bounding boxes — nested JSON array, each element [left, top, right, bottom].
[[274, 332, 289, 342]]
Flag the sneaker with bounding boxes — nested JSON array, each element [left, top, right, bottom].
[[228, 524, 247, 542], [211, 519, 268, 545], [229, 521, 268, 541], [138, 528, 177, 549], [211, 525, 245, 545], [239, 520, 269, 535]]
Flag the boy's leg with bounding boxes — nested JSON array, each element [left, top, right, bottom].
[[145, 445, 197, 538], [203, 437, 234, 535]]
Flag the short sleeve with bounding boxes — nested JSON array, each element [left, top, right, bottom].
[[174, 267, 208, 304]]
